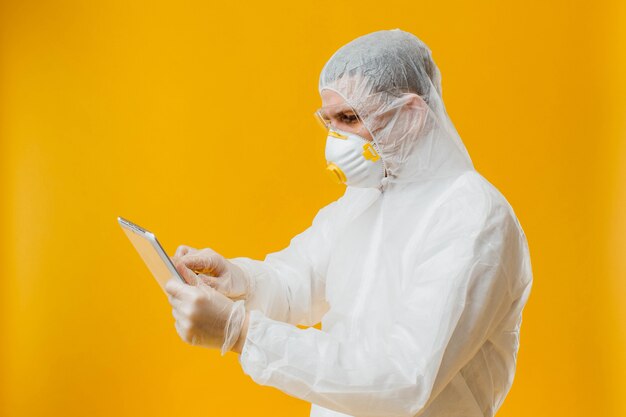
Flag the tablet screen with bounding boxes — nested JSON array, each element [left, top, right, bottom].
[[118, 217, 187, 291]]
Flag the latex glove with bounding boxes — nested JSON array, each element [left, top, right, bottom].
[[171, 245, 252, 301], [164, 277, 246, 356]]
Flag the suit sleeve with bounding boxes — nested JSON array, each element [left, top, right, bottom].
[[227, 201, 336, 327]]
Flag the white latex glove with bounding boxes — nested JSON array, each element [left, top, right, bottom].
[[164, 277, 246, 356], [171, 245, 252, 301]]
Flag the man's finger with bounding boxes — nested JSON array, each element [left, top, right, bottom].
[[171, 306, 188, 323], [167, 292, 185, 310], [181, 254, 224, 275], [174, 245, 196, 258], [196, 273, 219, 289], [165, 277, 195, 299], [174, 320, 189, 343], [172, 258, 200, 285]]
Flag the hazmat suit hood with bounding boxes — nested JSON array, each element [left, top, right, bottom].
[[319, 28, 474, 191]]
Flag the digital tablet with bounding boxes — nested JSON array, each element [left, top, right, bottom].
[[118, 216, 189, 291]]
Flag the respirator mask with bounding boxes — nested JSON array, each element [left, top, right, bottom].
[[314, 102, 386, 189]]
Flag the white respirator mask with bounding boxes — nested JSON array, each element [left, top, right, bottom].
[[324, 128, 385, 188]]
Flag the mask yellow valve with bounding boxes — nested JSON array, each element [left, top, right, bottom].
[[325, 162, 347, 184], [362, 142, 380, 162]]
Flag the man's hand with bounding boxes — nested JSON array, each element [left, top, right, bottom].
[[170, 245, 251, 300], [165, 277, 247, 355]]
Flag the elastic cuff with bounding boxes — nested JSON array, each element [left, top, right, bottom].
[[220, 300, 246, 356], [237, 309, 268, 371]]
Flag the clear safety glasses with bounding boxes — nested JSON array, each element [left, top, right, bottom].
[[313, 101, 368, 135]]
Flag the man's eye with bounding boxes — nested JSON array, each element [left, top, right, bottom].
[[339, 113, 358, 124]]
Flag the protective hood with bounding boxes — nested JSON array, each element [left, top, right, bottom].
[[318, 28, 475, 190]]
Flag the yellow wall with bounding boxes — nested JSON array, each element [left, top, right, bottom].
[[1, 1, 624, 416]]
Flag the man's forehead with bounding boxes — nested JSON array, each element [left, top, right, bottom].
[[320, 90, 356, 112], [320, 88, 344, 103], [321, 72, 370, 99]]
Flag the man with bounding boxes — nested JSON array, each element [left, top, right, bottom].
[[165, 28, 533, 417]]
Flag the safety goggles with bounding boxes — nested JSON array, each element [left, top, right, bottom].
[[313, 101, 366, 133]]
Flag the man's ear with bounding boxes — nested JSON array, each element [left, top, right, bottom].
[[403, 93, 427, 110], [402, 93, 430, 136]]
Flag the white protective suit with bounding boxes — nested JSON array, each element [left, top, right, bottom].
[[229, 29, 533, 417]]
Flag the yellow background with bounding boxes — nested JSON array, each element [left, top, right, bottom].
[[1, 1, 625, 416]]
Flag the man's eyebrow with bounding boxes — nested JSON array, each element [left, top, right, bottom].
[[328, 107, 356, 117]]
